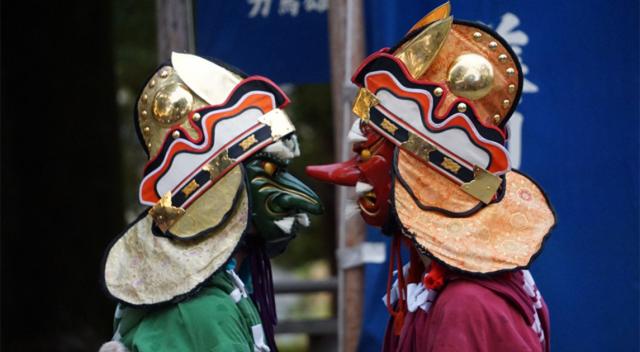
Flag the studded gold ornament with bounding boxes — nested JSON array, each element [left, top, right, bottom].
[[137, 65, 208, 157], [152, 84, 194, 125], [446, 54, 495, 100]]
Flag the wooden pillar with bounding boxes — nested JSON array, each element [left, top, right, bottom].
[[328, 1, 367, 351], [156, 0, 195, 60]]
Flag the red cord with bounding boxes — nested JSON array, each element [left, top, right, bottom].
[[407, 241, 425, 284], [385, 235, 408, 335]]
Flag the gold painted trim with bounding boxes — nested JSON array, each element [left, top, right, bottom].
[[402, 134, 437, 161], [380, 118, 399, 135], [239, 134, 258, 151], [461, 166, 502, 204], [441, 157, 461, 174], [203, 151, 234, 180], [182, 180, 200, 197], [352, 88, 380, 121], [149, 191, 186, 232]]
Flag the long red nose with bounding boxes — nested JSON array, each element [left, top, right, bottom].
[[306, 157, 361, 186]]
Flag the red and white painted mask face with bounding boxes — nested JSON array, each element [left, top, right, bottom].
[[306, 120, 395, 227]]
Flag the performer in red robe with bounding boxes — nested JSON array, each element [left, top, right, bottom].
[[307, 2, 556, 351]]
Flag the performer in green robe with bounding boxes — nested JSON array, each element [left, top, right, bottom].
[[100, 53, 322, 352]]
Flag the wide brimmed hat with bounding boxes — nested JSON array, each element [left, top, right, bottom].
[[103, 53, 296, 305], [351, 3, 556, 274]]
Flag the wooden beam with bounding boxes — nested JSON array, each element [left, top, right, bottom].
[[328, 1, 367, 351], [155, 0, 195, 61]]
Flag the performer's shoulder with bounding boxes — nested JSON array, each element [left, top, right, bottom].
[[126, 286, 252, 351], [434, 279, 513, 317]]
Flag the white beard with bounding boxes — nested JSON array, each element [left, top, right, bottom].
[[263, 135, 300, 160], [273, 213, 310, 234]]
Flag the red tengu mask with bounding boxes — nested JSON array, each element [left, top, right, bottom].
[[306, 121, 394, 227]]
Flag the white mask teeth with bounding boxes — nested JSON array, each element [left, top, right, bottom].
[[355, 181, 374, 196], [348, 120, 367, 143], [296, 213, 310, 227], [274, 217, 296, 234]]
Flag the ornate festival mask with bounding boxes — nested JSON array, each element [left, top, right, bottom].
[[306, 120, 394, 227], [245, 136, 323, 257], [103, 53, 321, 306], [307, 2, 555, 274]]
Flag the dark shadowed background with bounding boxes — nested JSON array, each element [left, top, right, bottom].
[[2, 0, 121, 350]]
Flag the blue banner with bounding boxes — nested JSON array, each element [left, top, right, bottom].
[[196, 0, 330, 84]]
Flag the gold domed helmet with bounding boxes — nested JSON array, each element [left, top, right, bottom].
[[351, 3, 555, 274], [103, 53, 302, 305]]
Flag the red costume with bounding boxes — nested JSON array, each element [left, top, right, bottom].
[[384, 265, 550, 351]]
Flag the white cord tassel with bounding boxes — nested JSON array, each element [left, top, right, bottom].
[[98, 341, 128, 352]]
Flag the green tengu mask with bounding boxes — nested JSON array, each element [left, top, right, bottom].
[[244, 135, 323, 257]]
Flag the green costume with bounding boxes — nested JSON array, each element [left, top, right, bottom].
[[115, 266, 268, 352]]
